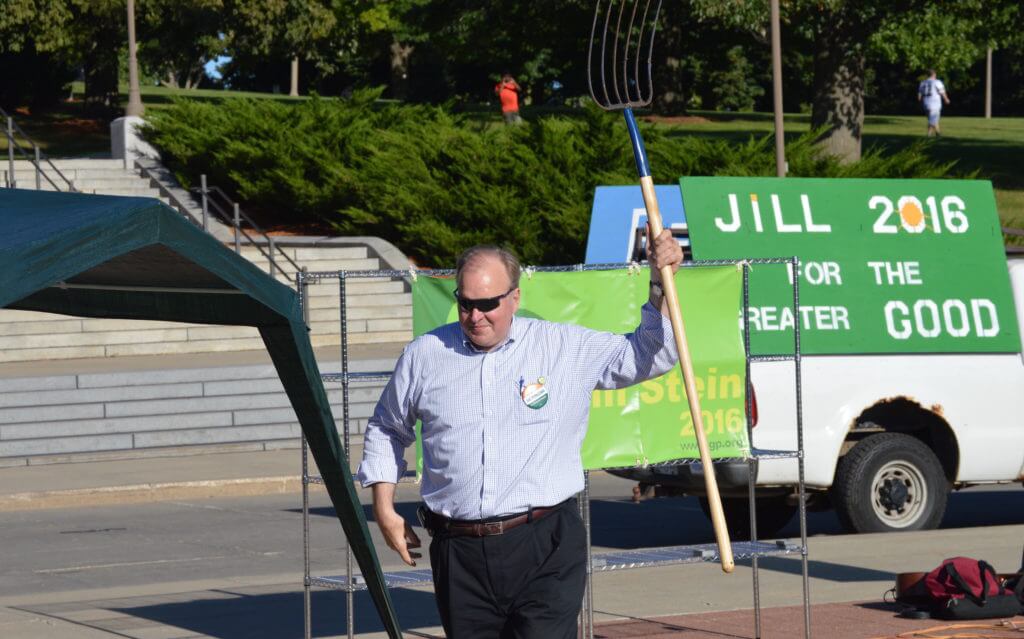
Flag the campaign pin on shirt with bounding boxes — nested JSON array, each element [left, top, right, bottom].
[[520, 376, 549, 409]]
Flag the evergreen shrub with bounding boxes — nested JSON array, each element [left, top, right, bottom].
[[144, 90, 958, 267]]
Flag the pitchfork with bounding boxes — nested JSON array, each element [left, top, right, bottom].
[[588, 0, 735, 574]]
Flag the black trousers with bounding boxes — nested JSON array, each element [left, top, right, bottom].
[[428, 501, 587, 639]]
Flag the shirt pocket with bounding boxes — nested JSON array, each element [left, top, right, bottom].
[[515, 400, 551, 427]]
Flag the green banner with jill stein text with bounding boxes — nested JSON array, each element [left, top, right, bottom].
[[412, 266, 750, 470]]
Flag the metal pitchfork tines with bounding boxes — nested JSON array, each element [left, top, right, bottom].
[[587, 0, 663, 111]]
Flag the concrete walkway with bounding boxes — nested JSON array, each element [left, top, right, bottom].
[[0, 446, 311, 511], [2, 346, 1022, 638], [2, 443, 1023, 638]]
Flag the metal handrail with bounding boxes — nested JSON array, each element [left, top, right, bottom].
[[192, 175, 302, 279], [0, 106, 77, 192], [134, 161, 212, 230]]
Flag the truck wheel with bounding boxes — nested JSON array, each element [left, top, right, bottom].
[[832, 433, 948, 533], [699, 496, 796, 540]]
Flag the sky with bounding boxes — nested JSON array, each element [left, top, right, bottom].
[[204, 56, 231, 80]]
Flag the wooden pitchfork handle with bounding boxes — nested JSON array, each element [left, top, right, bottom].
[[639, 175, 734, 573], [626, 111, 733, 573]]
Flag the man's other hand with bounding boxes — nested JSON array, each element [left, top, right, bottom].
[[376, 507, 422, 566], [371, 483, 423, 566]]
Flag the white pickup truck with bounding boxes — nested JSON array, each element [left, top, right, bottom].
[[741, 255, 1024, 534], [621, 257, 1024, 536], [598, 180, 1024, 536]]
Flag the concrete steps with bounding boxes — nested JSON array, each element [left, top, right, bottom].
[[0, 350, 397, 463], [1, 158, 414, 459], [5, 159, 171, 204], [1, 159, 415, 363], [240, 243, 413, 346], [0, 271, 413, 361]]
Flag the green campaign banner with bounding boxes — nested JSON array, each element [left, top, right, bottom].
[[412, 266, 750, 470], [681, 177, 1021, 355]]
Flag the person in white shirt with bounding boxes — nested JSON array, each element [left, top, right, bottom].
[[918, 69, 951, 137], [357, 232, 682, 638]]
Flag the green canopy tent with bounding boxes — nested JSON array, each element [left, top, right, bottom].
[[0, 189, 402, 638]]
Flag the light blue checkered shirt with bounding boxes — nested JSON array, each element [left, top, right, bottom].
[[356, 303, 678, 520]]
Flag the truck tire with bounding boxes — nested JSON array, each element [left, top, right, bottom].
[[699, 495, 796, 540], [832, 432, 948, 533]]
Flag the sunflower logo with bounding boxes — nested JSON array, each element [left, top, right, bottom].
[[897, 196, 927, 233]]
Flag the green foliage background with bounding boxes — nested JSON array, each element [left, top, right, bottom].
[[144, 89, 957, 267]]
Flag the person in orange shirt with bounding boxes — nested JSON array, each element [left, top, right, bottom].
[[494, 73, 522, 124]]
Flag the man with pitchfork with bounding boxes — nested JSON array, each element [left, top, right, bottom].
[[357, 229, 682, 638]]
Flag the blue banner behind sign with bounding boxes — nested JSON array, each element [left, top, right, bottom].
[[585, 185, 687, 264]]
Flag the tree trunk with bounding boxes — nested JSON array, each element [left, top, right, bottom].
[[82, 45, 119, 111], [651, 17, 690, 114], [184, 60, 204, 90], [389, 39, 414, 101], [290, 56, 299, 97], [810, 12, 866, 163], [164, 70, 180, 89], [985, 47, 992, 119], [653, 56, 690, 114]]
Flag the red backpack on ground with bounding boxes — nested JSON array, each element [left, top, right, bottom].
[[923, 557, 1023, 620]]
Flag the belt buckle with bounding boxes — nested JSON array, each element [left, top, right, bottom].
[[480, 521, 504, 536]]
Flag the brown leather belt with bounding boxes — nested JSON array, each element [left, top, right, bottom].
[[430, 503, 562, 538]]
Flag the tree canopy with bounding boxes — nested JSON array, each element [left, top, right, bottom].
[[2, 0, 1023, 146]]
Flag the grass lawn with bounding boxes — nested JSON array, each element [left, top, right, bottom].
[[4, 86, 1023, 226]]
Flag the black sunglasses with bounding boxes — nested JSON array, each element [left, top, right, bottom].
[[453, 287, 516, 313]]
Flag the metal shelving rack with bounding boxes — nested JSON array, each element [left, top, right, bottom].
[[744, 257, 812, 639], [298, 258, 809, 639]]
